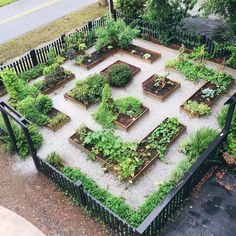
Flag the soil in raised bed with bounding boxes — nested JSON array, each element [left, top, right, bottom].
[[121, 44, 161, 63], [142, 75, 180, 101], [115, 105, 149, 131], [100, 60, 141, 78], [45, 108, 71, 132]]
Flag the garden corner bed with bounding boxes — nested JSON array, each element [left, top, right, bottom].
[[68, 118, 186, 182], [142, 74, 181, 102], [45, 107, 71, 132]]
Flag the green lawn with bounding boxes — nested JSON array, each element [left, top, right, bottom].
[[0, 0, 17, 7]]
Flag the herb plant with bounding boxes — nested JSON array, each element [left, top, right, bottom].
[[183, 100, 211, 116]]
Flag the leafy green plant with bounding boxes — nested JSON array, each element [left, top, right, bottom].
[[0, 117, 43, 158], [46, 152, 64, 170], [17, 95, 53, 126], [188, 45, 210, 63], [115, 96, 142, 117], [47, 48, 65, 65], [107, 64, 132, 87], [48, 113, 68, 128], [92, 85, 117, 129], [75, 55, 84, 65], [19, 64, 45, 81], [153, 73, 172, 89], [217, 105, 236, 135], [180, 127, 218, 160], [183, 100, 211, 116], [67, 74, 107, 104], [143, 53, 151, 59], [95, 19, 139, 51], [201, 88, 216, 99]]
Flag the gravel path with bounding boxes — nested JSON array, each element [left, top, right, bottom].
[[0, 148, 113, 236]]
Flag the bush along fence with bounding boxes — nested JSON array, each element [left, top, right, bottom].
[[1, 92, 236, 236]]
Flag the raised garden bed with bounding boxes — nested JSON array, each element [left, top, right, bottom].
[[76, 47, 116, 70], [114, 105, 149, 131], [142, 74, 181, 102], [119, 44, 161, 63], [100, 60, 141, 79], [64, 92, 95, 110], [42, 74, 75, 95], [180, 82, 220, 118], [45, 108, 71, 132], [68, 118, 186, 182]]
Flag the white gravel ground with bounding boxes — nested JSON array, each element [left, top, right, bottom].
[[7, 38, 236, 209]]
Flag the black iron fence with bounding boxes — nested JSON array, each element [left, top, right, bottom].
[[1, 91, 236, 236]]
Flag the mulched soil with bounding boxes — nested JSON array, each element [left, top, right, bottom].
[[0, 148, 114, 236]]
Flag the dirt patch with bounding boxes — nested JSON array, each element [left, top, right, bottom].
[[0, 149, 113, 236]]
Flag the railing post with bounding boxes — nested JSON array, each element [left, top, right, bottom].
[[76, 180, 87, 207], [1, 111, 18, 153], [88, 21, 92, 31], [21, 126, 40, 170], [30, 49, 38, 67], [61, 34, 65, 44]]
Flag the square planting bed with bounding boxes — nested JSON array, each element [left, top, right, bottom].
[[180, 82, 220, 118], [114, 105, 149, 131], [45, 107, 71, 132], [119, 44, 161, 63], [42, 74, 75, 95], [68, 118, 186, 182], [100, 60, 141, 80], [76, 47, 116, 70], [142, 74, 181, 102]]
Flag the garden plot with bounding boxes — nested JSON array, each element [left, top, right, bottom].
[[9, 38, 236, 209]]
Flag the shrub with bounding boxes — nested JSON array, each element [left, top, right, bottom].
[[107, 64, 132, 87], [0, 117, 43, 158], [115, 96, 142, 117], [19, 64, 45, 81], [43, 63, 60, 78], [46, 152, 64, 170], [92, 85, 117, 129], [75, 55, 84, 65], [47, 48, 65, 65], [17, 95, 53, 126], [217, 105, 236, 134], [68, 74, 107, 104], [180, 127, 218, 160], [95, 19, 139, 51]]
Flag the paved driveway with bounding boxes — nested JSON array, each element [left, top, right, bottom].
[[0, 0, 97, 44]]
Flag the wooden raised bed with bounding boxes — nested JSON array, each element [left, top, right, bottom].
[[114, 105, 149, 131], [180, 81, 220, 118], [142, 75, 181, 102], [42, 74, 75, 95], [64, 92, 97, 110], [100, 60, 141, 78], [68, 119, 186, 182], [119, 44, 161, 64], [45, 108, 71, 132], [76, 48, 117, 70]]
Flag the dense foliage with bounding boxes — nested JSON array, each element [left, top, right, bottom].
[[107, 64, 132, 87], [0, 117, 43, 158], [67, 74, 107, 105], [19, 64, 45, 81], [46, 152, 64, 170], [116, 0, 147, 19], [95, 19, 139, 51], [183, 100, 211, 116]]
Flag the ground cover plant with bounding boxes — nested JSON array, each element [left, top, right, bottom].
[[92, 85, 145, 129], [65, 74, 107, 107], [0, 117, 43, 158], [69, 117, 185, 181], [0, 68, 70, 130], [55, 125, 217, 227], [166, 46, 234, 116], [42, 63, 74, 94], [142, 73, 180, 101]]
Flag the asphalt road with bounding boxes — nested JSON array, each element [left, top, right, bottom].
[[0, 0, 97, 44]]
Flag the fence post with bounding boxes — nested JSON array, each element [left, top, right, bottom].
[[88, 21, 92, 31], [75, 180, 87, 207], [21, 126, 40, 171], [61, 34, 65, 44], [1, 111, 18, 153], [30, 49, 38, 67]]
